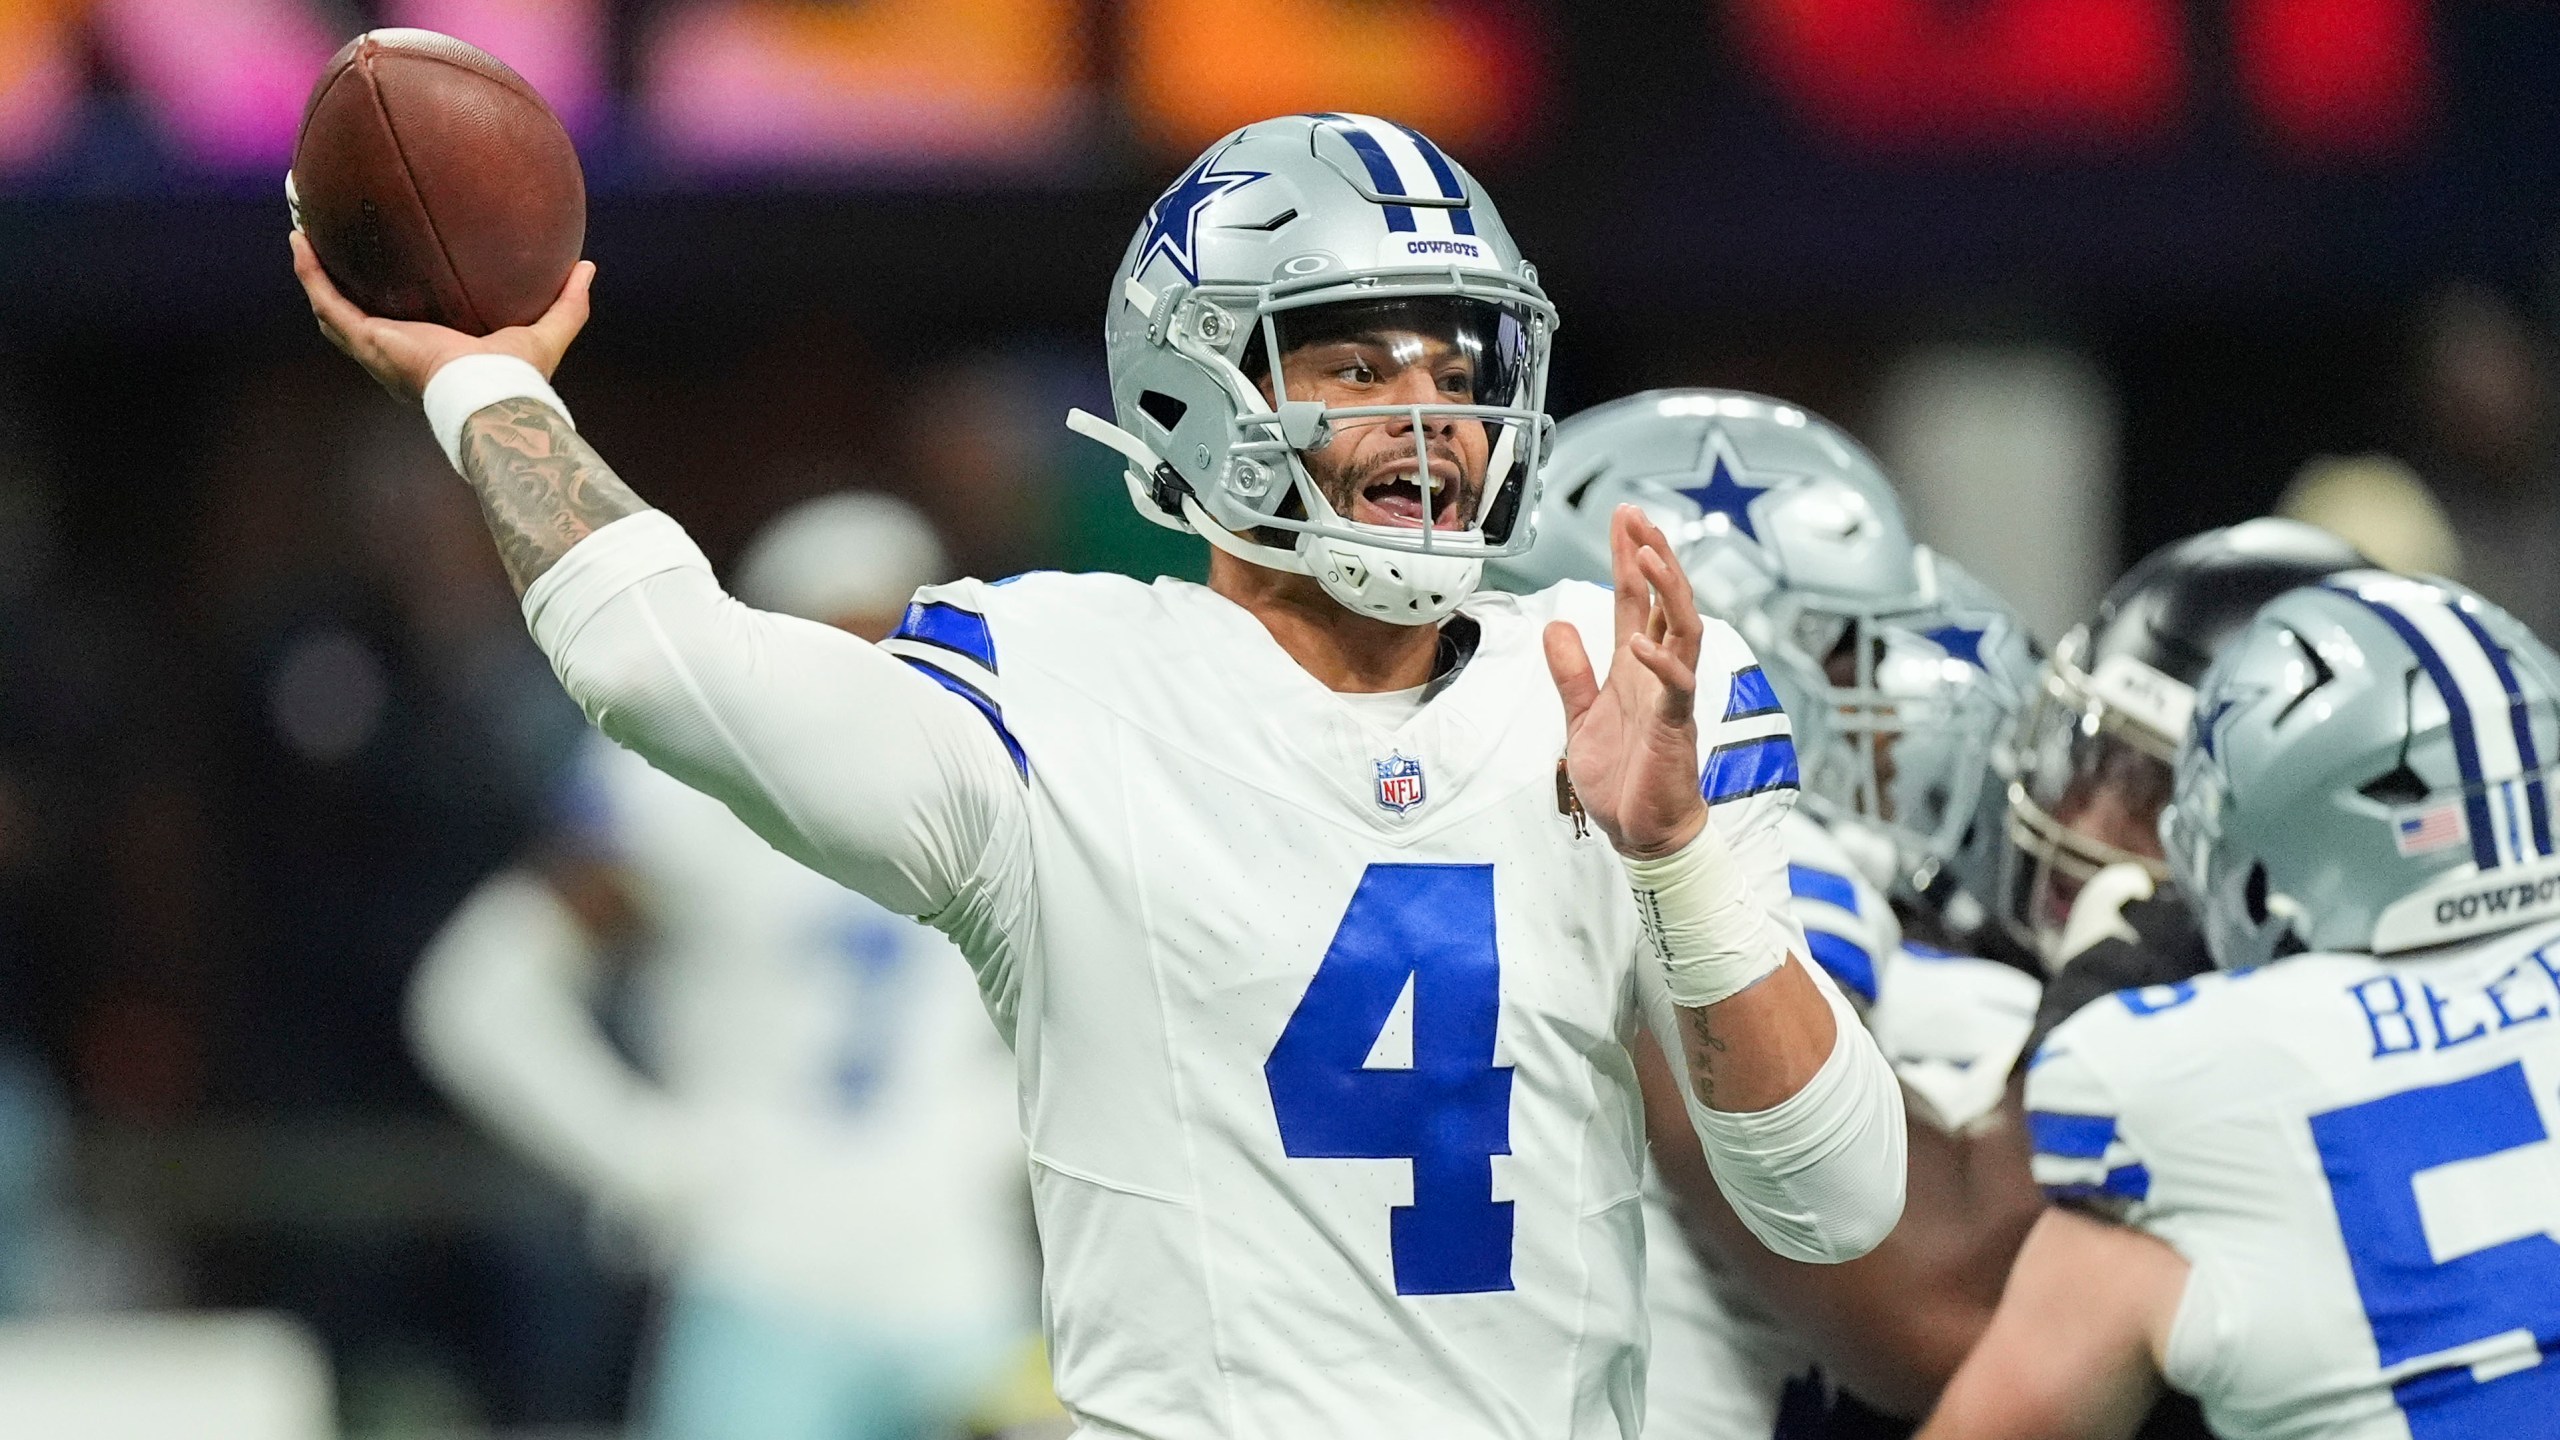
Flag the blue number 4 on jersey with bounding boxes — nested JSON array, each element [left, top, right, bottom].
[[1265, 863, 1515, 1296]]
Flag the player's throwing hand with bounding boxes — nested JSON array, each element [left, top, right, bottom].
[[1546, 504, 1710, 859], [291, 230, 593, 403]]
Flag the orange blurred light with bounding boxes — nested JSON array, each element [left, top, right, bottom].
[[1124, 0, 1543, 158], [0, 0, 83, 173], [646, 0, 1089, 168]]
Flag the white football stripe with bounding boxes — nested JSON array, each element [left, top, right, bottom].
[[1336, 113, 1459, 236]]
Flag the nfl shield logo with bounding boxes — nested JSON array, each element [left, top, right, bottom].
[[1375, 753, 1427, 814]]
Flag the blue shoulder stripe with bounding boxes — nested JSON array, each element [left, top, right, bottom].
[[1805, 930, 1878, 1005], [2045, 1163, 2152, 1203], [1787, 863, 1861, 916], [1702, 734, 1799, 803], [897, 657, 1028, 780], [892, 600, 998, 674], [1724, 664, 1783, 721], [2028, 1110, 2117, 1160]]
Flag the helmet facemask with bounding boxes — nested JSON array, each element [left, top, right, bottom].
[[1999, 629, 2181, 963], [1790, 599, 2024, 904], [1169, 284, 1553, 623]]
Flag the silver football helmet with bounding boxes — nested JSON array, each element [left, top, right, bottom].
[[2001, 519, 2365, 960], [2166, 571, 2560, 971], [1491, 389, 2036, 903], [1068, 113, 1558, 626]]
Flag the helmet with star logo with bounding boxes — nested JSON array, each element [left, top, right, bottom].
[[2165, 570, 2560, 970], [1489, 388, 2037, 911], [2000, 518, 2367, 964], [1067, 114, 1557, 626]]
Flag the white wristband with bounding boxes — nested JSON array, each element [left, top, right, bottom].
[[1625, 824, 1788, 1008], [423, 354, 573, 473]]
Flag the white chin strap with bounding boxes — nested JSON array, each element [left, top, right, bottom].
[[1182, 497, 1480, 627]]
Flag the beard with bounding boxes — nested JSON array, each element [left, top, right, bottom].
[[1306, 433, 1484, 530]]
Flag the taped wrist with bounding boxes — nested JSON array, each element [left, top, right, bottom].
[[424, 353, 574, 473], [1624, 824, 1789, 1008]]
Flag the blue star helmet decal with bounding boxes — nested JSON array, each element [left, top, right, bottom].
[[1923, 624, 1989, 669], [1669, 430, 1779, 543], [2194, 692, 2247, 760], [1135, 147, 1270, 286]]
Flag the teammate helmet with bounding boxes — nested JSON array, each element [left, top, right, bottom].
[[1068, 114, 1557, 627], [2166, 571, 2560, 970], [1490, 389, 2035, 900], [2001, 518, 2366, 960]]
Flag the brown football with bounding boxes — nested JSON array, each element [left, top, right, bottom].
[[290, 29, 585, 335]]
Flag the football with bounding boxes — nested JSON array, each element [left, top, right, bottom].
[[289, 29, 585, 335]]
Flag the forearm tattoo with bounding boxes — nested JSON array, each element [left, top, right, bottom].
[[458, 398, 648, 594], [1681, 1004, 1730, 1110]]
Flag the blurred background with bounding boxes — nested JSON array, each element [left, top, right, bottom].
[[0, 0, 2555, 1435]]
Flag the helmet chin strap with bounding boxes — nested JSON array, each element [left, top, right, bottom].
[[1181, 494, 1313, 574], [1181, 497, 1480, 628]]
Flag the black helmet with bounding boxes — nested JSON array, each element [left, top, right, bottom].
[[1999, 518, 2368, 964]]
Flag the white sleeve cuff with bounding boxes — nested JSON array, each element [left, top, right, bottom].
[[423, 353, 574, 472], [1687, 974, 1909, 1263]]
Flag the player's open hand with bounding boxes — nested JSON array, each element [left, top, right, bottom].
[[1546, 505, 1710, 859], [291, 231, 594, 404]]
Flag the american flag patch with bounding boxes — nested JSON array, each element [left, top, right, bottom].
[[2395, 803, 2468, 856]]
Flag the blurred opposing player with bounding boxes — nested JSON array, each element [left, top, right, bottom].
[[299, 113, 1909, 1439], [409, 494, 1038, 1440], [1494, 391, 2047, 1427], [1928, 571, 2560, 1439], [2000, 520, 2366, 1054]]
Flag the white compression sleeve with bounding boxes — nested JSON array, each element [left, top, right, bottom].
[[518, 511, 1032, 1027], [1650, 966, 1909, 1264], [406, 871, 692, 1219]]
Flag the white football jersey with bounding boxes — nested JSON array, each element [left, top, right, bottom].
[[873, 571, 1808, 1440], [1639, 1164, 1828, 1440], [1871, 941, 2041, 1135], [556, 735, 1029, 1326], [2029, 917, 2560, 1439]]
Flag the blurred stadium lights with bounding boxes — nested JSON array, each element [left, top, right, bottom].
[[1737, 0, 2430, 157], [0, 0, 2461, 180], [1121, 0, 1544, 154], [0, 0, 1539, 179], [641, 0, 1092, 169]]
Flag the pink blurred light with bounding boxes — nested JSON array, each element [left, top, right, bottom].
[[93, 0, 340, 168], [388, 0, 608, 137]]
